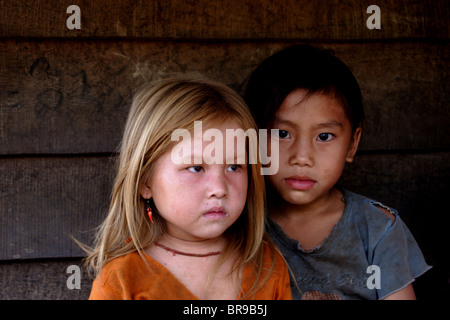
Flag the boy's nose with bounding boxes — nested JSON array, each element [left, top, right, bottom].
[[289, 139, 314, 167]]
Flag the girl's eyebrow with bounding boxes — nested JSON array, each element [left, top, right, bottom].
[[176, 150, 246, 165]]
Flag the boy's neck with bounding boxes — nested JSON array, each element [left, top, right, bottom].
[[268, 187, 346, 251], [269, 187, 344, 222]]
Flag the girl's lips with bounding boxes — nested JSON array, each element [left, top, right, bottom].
[[203, 207, 228, 219], [284, 176, 316, 191]]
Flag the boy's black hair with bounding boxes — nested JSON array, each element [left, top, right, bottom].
[[243, 45, 364, 132]]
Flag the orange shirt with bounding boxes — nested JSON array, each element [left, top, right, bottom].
[[89, 244, 292, 300]]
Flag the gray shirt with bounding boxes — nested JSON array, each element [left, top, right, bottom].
[[266, 189, 431, 300]]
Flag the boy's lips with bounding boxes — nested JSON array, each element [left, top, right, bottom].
[[284, 176, 316, 191]]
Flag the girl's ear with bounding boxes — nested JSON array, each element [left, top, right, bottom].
[[346, 127, 362, 163], [138, 180, 152, 199]]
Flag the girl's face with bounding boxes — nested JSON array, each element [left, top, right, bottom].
[[140, 119, 248, 242], [267, 88, 361, 208]]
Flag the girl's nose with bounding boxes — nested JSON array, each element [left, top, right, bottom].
[[207, 172, 228, 199]]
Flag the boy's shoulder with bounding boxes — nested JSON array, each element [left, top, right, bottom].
[[344, 189, 398, 218], [342, 189, 400, 237]]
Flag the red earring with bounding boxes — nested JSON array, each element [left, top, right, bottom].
[[146, 199, 153, 223]]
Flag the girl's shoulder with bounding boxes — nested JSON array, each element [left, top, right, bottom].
[[91, 250, 199, 299], [260, 241, 290, 275], [96, 251, 152, 282], [90, 251, 152, 299], [241, 241, 292, 300]]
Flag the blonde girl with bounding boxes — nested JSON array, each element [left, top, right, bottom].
[[85, 76, 291, 300]]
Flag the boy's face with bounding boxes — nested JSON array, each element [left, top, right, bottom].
[[267, 89, 361, 207]]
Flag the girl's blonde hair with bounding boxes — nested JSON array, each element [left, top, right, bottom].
[[82, 76, 273, 298]]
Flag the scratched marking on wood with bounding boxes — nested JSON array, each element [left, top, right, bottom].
[[1, 41, 448, 154]]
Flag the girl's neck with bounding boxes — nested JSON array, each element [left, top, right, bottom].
[[157, 233, 227, 255]]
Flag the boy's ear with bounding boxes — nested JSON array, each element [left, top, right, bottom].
[[346, 127, 362, 163], [138, 180, 152, 199]]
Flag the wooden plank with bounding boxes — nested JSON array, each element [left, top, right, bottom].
[[0, 0, 448, 40], [0, 258, 91, 299], [0, 156, 115, 260], [1, 40, 449, 154], [0, 40, 279, 154], [1, 152, 448, 260], [334, 43, 450, 152]]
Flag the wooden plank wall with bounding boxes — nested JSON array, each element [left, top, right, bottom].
[[0, 0, 449, 299]]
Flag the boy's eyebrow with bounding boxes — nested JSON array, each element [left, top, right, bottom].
[[272, 116, 295, 126], [312, 120, 344, 130], [273, 116, 344, 130]]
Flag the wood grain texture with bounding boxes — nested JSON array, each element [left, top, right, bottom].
[[0, 156, 115, 260], [1, 41, 448, 154], [0, 258, 91, 299], [1, 0, 448, 40]]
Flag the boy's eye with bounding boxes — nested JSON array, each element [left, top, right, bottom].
[[187, 166, 204, 173], [317, 133, 335, 142], [275, 130, 291, 139]]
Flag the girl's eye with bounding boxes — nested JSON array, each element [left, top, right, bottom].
[[275, 129, 291, 139], [317, 133, 335, 142], [187, 166, 204, 173], [227, 164, 242, 172]]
